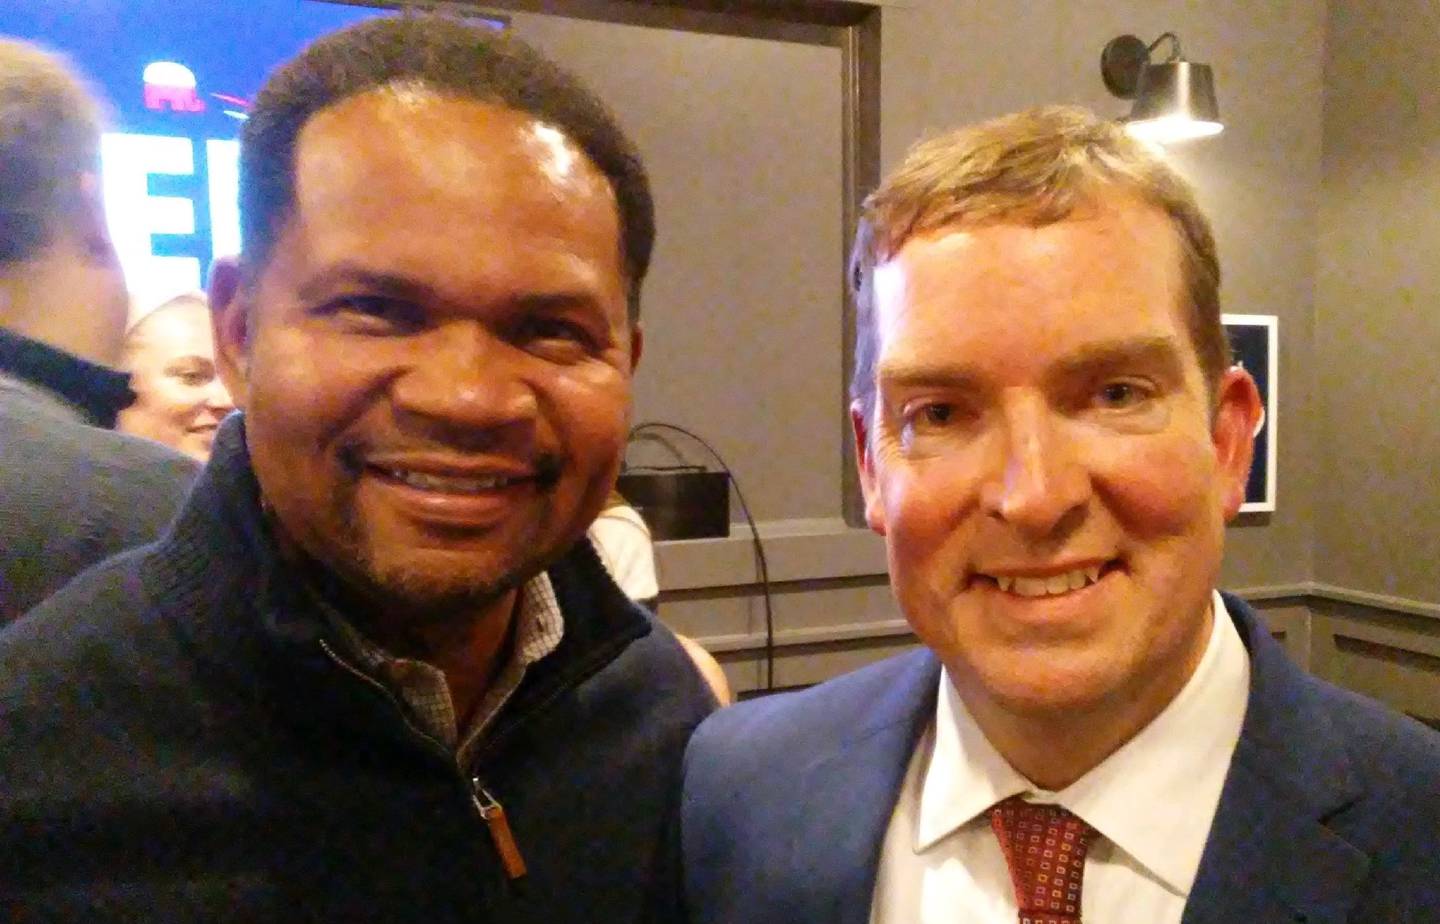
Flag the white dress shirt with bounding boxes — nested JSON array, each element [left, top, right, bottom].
[[870, 591, 1250, 924]]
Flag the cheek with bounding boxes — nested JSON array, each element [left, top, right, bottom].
[[1100, 437, 1219, 536], [543, 365, 631, 462], [877, 461, 971, 568], [246, 329, 368, 448], [162, 383, 201, 414]]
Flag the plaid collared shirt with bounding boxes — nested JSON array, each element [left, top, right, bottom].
[[327, 575, 565, 766]]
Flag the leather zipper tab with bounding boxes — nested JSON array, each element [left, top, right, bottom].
[[472, 779, 528, 881]]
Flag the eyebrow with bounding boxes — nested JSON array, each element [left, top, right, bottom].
[[876, 359, 987, 395], [297, 265, 437, 305], [296, 263, 606, 314], [1044, 336, 1187, 385], [877, 336, 1188, 393]]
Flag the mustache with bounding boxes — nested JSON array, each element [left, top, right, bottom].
[[531, 454, 563, 487]]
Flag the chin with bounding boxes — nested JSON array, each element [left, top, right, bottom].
[[989, 678, 1115, 719], [967, 647, 1126, 716], [361, 568, 517, 621], [179, 433, 216, 462], [352, 547, 538, 620]]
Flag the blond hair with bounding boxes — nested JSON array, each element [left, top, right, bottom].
[[849, 105, 1228, 417]]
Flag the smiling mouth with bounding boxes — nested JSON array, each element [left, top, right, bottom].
[[369, 465, 533, 496], [977, 562, 1117, 598]]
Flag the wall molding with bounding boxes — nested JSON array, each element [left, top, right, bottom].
[[1233, 581, 1440, 619], [1229, 582, 1313, 601], [703, 617, 913, 654], [1305, 582, 1440, 620]]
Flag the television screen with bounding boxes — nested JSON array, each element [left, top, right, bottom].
[[1, 0, 503, 307]]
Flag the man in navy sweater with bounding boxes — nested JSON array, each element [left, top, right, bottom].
[[0, 17, 714, 920]]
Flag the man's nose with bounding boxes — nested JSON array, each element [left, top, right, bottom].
[[390, 323, 539, 433], [978, 395, 1091, 539], [204, 379, 234, 414]]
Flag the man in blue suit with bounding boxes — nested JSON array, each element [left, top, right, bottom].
[[683, 107, 1440, 923]]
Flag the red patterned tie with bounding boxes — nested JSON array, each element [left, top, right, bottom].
[[989, 796, 1095, 924]]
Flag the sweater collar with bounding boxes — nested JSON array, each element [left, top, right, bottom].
[[0, 327, 134, 427]]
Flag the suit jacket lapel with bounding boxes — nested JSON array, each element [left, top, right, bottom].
[[783, 650, 940, 924], [1183, 595, 1369, 924]]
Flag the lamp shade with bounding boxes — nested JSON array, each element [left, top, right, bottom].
[[1125, 60, 1223, 143]]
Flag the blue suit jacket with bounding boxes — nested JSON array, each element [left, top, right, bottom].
[[682, 594, 1440, 923]]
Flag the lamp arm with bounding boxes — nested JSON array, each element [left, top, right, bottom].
[[1147, 31, 1182, 62]]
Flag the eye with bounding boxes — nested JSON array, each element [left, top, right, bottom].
[[524, 316, 592, 342], [894, 398, 978, 454], [1078, 375, 1171, 433], [1095, 380, 1152, 410], [920, 403, 953, 426], [165, 360, 214, 387], [900, 400, 960, 431], [324, 295, 424, 334], [515, 314, 602, 356]]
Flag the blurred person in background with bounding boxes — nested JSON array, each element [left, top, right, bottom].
[[118, 290, 234, 461], [591, 488, 733, 704], [0, 37, 195, 623]]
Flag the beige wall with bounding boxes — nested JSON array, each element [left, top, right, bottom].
[[1315, 0, 1440, 607]]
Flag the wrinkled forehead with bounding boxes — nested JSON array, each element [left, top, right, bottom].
[[882, 198, 1181, 296], [868, 203, 1190, 375]]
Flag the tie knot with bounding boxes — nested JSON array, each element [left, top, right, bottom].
[[989, 796, 1095, 924]]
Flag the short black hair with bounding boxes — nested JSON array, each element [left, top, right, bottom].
[[240, 15, 654, 320], [0, 38, 103, 265]]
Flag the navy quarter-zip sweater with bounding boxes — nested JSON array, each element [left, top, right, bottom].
[[0, 416, 716, 921]]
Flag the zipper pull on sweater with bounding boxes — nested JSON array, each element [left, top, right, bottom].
[[472, 779, 528, 881]]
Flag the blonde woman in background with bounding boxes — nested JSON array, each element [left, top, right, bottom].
[[117, 291, 233, 461], [590, 489, 733, 705]]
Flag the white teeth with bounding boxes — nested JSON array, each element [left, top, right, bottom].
[[1013, 576, 1051, 597], [989, 565, 1106, 598], [386, 468, 515, 494]]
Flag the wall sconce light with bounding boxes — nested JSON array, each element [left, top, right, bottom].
[[1101, 32, 1222, 144]]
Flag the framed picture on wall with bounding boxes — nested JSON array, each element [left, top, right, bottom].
[[1222, 314, 1278, 513]]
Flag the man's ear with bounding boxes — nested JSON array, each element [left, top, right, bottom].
[[850, 399, 887, 536], [75, 173, 118, 263], [208, 255, 251, 410], [1210, 365, 1264, 520], [628, 321, 644, 373]]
